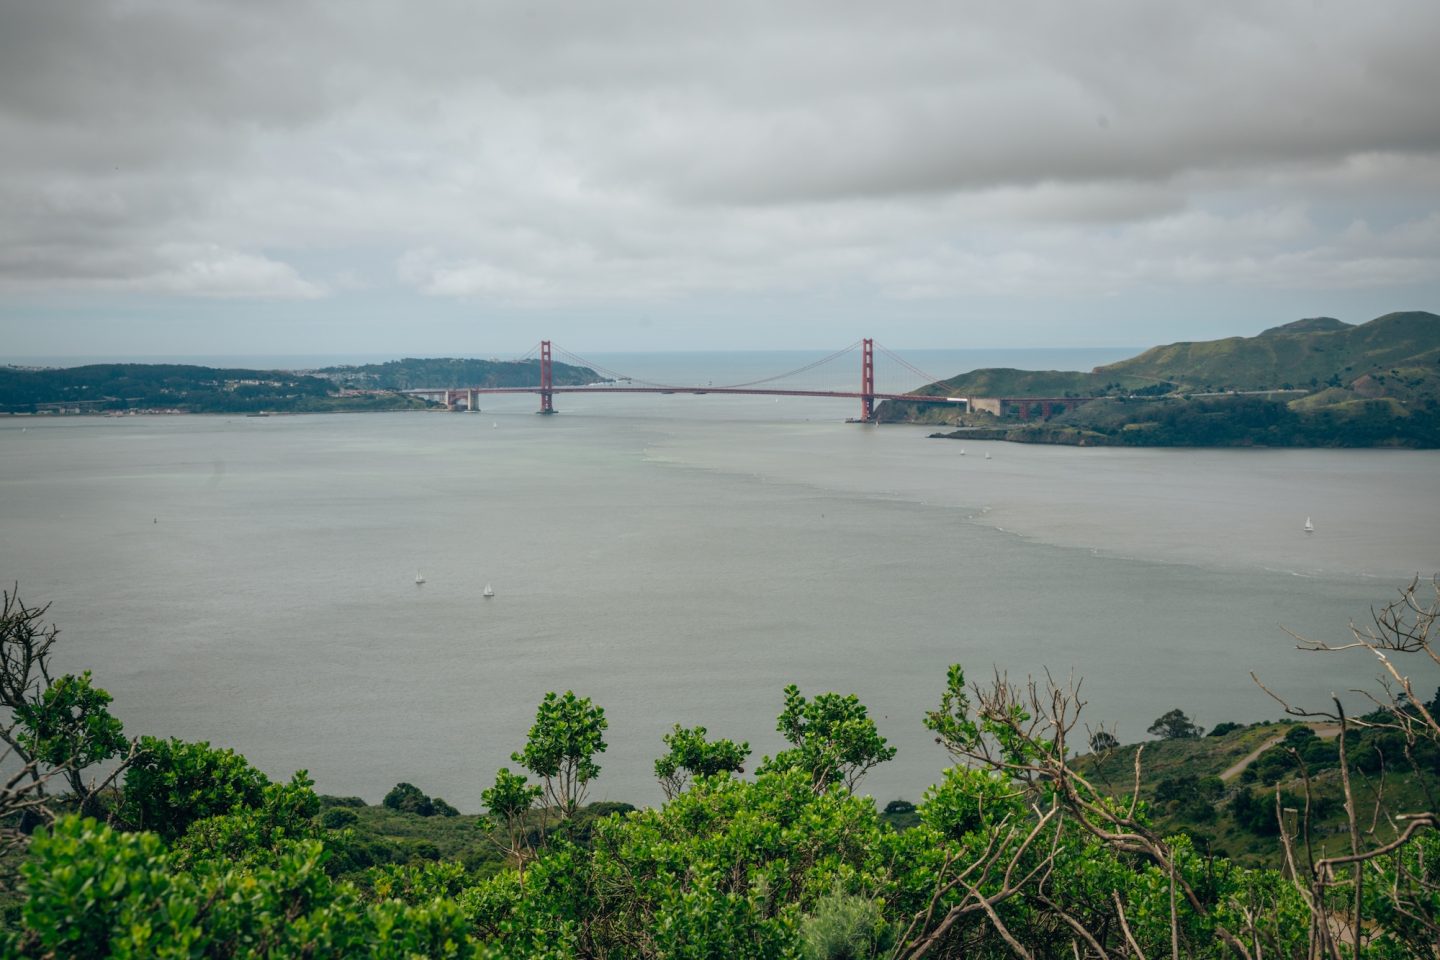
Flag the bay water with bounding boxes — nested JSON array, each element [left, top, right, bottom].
[[1, 349, 1436, 810]]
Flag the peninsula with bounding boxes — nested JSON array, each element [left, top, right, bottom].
[[880, 310, 1440, 447], [0, 356, 599, 416]]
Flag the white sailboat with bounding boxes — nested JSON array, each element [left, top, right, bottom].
[[1303, 517, 1315, 534], [415, 571, 426, 584], [482, 583, 495, 598], [984, 451, 992, 460], [959, 448, 965, 456]]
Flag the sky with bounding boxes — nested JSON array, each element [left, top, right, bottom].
[[2, 0, 1438, 358]]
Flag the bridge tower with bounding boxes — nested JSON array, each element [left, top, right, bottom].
[[860, 338, 875, 422], [538, 340, 555, 414]]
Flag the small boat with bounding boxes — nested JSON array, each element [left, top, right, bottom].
[[492, 422, 498, 429], [959, 448, 965, 456], [482, 583, 495, 598], [415, 572, 426, 584], [1303, 517, 1315, 534], [984, 452, 992, 460]]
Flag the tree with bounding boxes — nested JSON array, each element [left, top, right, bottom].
[[511, 690, 607, 826], [758, 684, 895, 792], [1147, 708, 1202, 740], [482, 767, 542, 879], [1250, 576, 1440, 957], [1087, 730, 1119, 752], [383, 782, 435, 817], [653, 724, 750, 800], [121, 736, 271, 841], [0, 589, 133, 834]]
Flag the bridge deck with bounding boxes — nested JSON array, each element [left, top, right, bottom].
[[405, 386, 966, 404]]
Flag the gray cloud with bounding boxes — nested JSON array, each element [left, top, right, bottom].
[[0, 0, 1436, 347]]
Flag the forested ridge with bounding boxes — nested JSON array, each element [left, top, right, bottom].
[[316, 357, 598, 391], [1, 580, 1438, 958], [0, 357, 599, 415]]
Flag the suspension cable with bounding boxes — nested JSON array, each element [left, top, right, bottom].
[[875, 342, 946, 388], [551, 340, 864, 391], [718, 340, 862, 389]]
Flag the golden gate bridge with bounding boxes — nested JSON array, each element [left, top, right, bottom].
[[407, 339, 977, 423]]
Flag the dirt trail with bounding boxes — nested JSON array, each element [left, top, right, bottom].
[[1219, 723, 1342, 782]]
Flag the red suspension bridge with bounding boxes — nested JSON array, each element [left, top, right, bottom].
[[405, 340, 1091, 422]]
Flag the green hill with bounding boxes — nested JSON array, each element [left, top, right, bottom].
[[0, 356, 601, 416], [316, 357, 597, 390], [1079, 718, 1439, 868], [884, 310, 1440, 446], [1098, 310, 1440, 396]]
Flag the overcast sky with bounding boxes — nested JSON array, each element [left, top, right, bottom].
[[2, 1, 1438, 358]]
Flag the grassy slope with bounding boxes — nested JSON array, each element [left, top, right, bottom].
[[1097, 311, 1440, 395], [888, 311, 1440, 444], [1078, 723, 1438, 868]]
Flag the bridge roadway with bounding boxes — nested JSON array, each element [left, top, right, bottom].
[[405, 385, 968, 405]]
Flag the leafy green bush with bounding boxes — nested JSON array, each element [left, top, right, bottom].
[[321, 807, 360, 829], [8, 816, 477, 958], [383, 782, 436, 816], [121, 736, 271, 840], [799, 887, 890, 960]]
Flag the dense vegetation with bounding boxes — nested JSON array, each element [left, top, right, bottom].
[[0, 356, 598, 415], [315, 358, 598, 391], [2, 580, 1438, 957], [883, 311, 1440, 447]]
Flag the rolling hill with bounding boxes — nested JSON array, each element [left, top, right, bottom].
[[883, 311, 1440, 446]]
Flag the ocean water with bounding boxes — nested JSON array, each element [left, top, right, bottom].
[[1, 350, 1436, 810]]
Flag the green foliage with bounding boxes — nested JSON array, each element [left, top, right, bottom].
[[322, 807, 360, 829], [469, 767, 885, 957], [316, 357, 599, 391], [170, 771, 322, 869], [760, 685, 895, 792], [919, 765, 1024, 841], [1148, 708, 1202, 740], [923, 664, 1040, 769], [511, 691, 608, 822], [10, 815, 476, 958], [384, 781, 454, 817], [121, 736, 272, 841], [13, 670, 126, 771], [654, 724, 750, 799], [369, 859, 472, 905], [11, 637, 1440, 957], [482, 768, 541, 826], [1208, 721, 1244, 737], [482, 766, 543, 869]]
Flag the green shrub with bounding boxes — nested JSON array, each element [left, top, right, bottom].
[[121, 736, 270, 841], [322, 807, 360, 829], [800, 887, 890, 960], [383, 782, 436, 817]]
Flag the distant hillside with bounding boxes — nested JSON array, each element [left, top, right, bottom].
[[883, 310, 1440, 447], [1097, 310, 1440, 395], [317, 357, 598, 390], [0, 363, 415, 415]]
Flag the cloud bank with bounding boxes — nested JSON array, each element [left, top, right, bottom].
[[1, 1, 1437, 350]]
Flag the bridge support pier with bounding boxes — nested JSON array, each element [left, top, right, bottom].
[[538, 340, 555, 414], [860, 338, 875, 422]]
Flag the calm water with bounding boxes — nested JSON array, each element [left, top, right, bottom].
[[1, 350, 1437, 810]]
